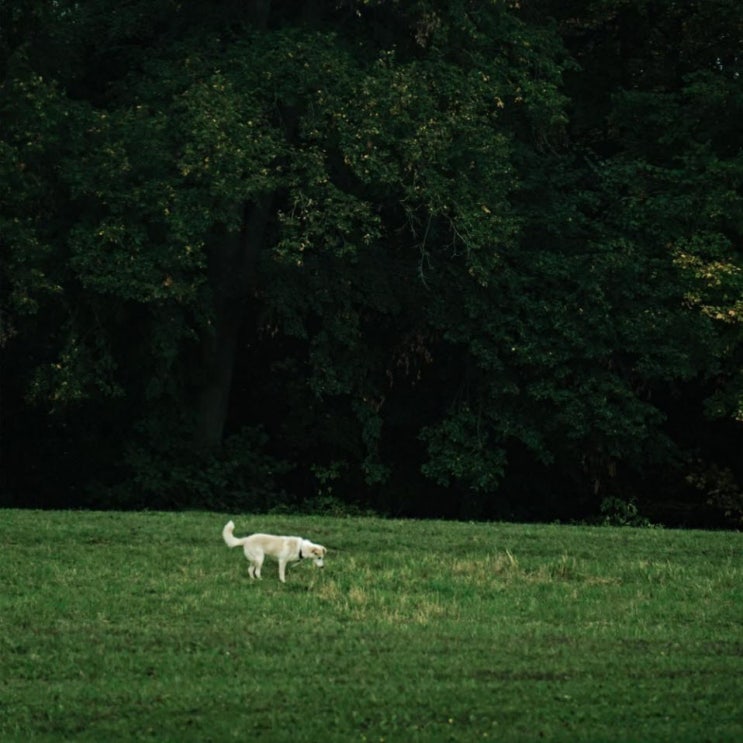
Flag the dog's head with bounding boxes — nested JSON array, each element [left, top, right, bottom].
[[307, 543, 327, 568]]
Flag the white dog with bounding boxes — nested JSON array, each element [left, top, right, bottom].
[[222, 520, 327, 583]]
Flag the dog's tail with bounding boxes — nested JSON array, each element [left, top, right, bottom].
[[222, 520, 246, 548]]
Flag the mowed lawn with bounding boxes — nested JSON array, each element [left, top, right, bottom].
[[1, 510, 741, 742]]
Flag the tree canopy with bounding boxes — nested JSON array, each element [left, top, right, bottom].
[[2, 0, 741, 525]]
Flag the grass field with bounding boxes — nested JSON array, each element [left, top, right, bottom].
[[1, 510, 741, 742]]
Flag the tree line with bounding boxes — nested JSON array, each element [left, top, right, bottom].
[[1, 0, 741, 526]]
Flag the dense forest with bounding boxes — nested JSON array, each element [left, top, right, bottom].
[[1, 0, 741, 526]]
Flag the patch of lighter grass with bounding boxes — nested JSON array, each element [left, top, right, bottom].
[[352, 590, 452, 625], [633, 559, 688, 584], [315, 577, 345, 603], [450, 548, 520, 582], [531, 553, 582, 582], [313, 569, 459, 625], [385, 595, 451, 625], [449, 549, 620, 592]]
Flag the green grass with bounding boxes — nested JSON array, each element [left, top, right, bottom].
[[1, 510, 741, 742]]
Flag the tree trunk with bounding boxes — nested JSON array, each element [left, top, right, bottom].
[[194, 197, 273, 449]]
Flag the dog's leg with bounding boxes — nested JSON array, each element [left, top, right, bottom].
[[253, 553, 264, 580], [248, 562, 257, 580], [278, 558, 288, 583]]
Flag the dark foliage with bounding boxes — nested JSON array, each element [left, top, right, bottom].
[[1, 0, 741, 526]]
